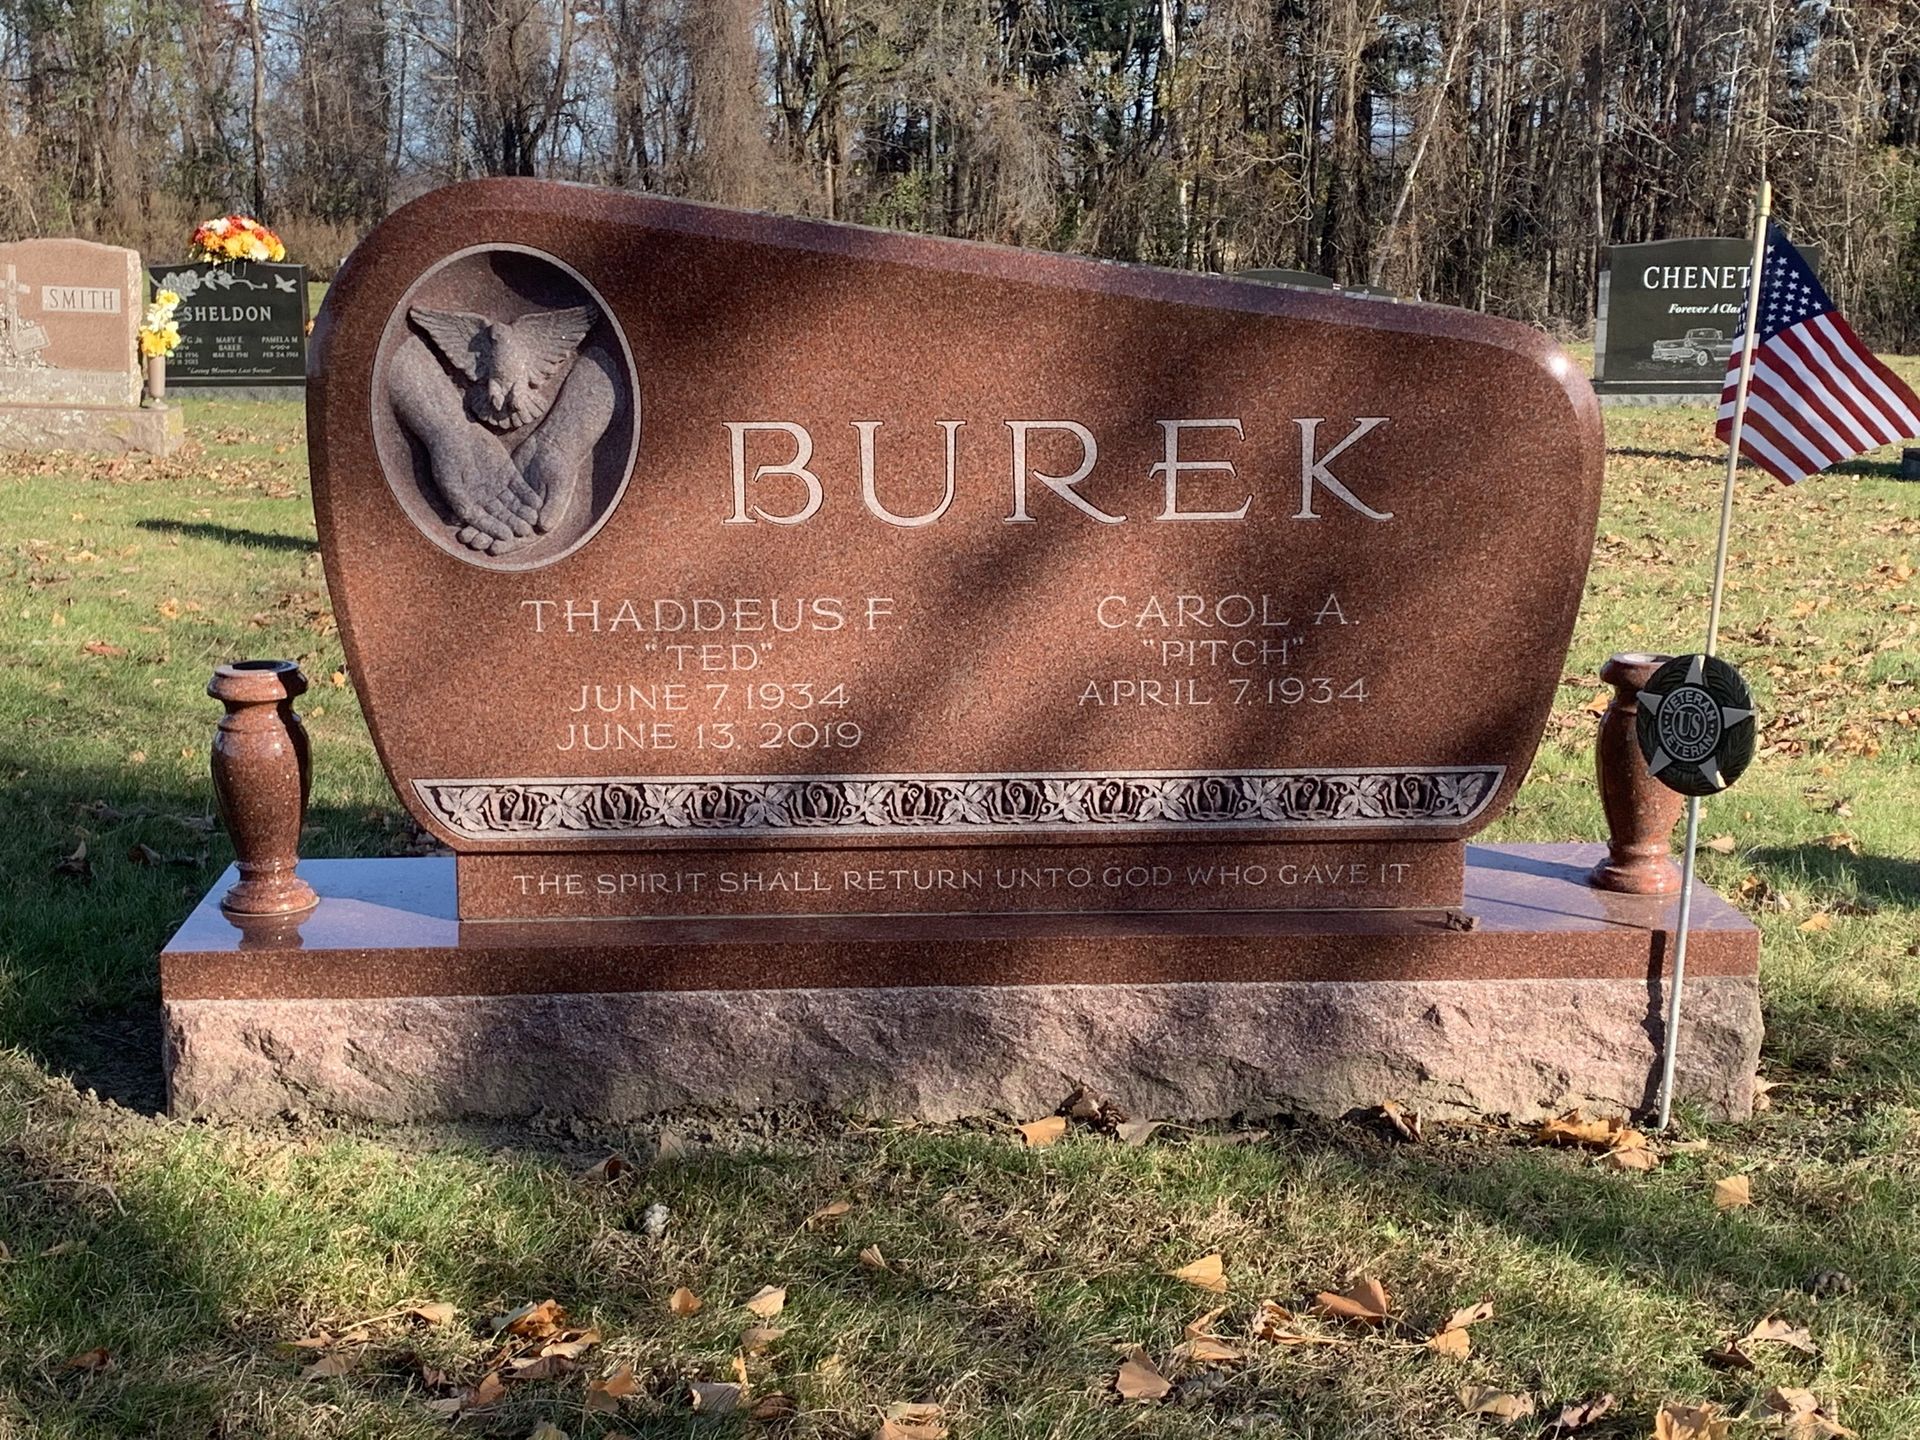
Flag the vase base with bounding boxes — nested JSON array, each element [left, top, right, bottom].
[[221, 874, 319, 917], [1587, 854, 1682, 896]]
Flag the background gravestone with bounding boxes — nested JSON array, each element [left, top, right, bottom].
[[148, 260, 309, 392], [1595, 237, 1824, 400], [0, 237, 182, 453]]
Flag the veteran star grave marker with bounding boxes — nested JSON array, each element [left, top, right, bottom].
[[159, 181, 1760, 1125]]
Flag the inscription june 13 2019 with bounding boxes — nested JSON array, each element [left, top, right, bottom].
[[310, 179, 1604, 910]]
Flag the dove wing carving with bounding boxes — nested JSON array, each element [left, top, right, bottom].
[[503, 306, 598, 428], [410, 308, 491, 381]]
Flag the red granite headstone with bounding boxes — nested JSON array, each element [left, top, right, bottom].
[[309, 179, 1605, 921]]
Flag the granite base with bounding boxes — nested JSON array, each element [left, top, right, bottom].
[[0, 401, 184, 455], [160, 843, 1764, 1123]]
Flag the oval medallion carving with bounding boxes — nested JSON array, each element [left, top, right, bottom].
[[372, 244, 638, 570]]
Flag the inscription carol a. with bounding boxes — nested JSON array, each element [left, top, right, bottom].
[[373, 245, 639, 569]]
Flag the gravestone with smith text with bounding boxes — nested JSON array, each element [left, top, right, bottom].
[[0, 238, 182, 454], [159, 181, 1760, 1123], [148, 259, 309, 393]]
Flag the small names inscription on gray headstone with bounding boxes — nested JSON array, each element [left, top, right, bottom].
[[148, 260, 309, 388]]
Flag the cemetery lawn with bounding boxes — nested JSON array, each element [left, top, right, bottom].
[[2, 381, 1919, 1439]]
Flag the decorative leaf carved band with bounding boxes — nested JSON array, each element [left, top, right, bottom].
[[414, 766, 1505, 841]]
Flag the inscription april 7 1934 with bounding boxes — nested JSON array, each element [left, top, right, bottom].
[[309, 180, 1604, 918]]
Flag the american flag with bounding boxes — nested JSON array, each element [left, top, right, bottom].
[[1716, 223, 1920, 484]]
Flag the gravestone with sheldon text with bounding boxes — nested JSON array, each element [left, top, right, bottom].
[[159, 180, 1760, 1124], [0, 238, 183, 454], [148, 260, 309, 391]]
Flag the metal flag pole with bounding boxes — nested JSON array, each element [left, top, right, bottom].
[[1654, 178, 1771, 1131]]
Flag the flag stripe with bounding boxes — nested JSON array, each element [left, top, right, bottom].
[[1754, 346, 1878, 453], [1741, 402, 1829, 478], [1772, 326, 1886, 449], [1799, 318, 1902, 444], [1745, 369, 1850, 462], [1821, 314, 1920, 432], [1737, 425, 1805, 485]]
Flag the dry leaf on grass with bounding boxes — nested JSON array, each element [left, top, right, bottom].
[[408, 1302, 456, 1326], [1380, 1099, 1424, 1142], [743, 1285, 787, 1319], [1534, 1109, 1642, 1152], [1701, 1340, 1756, 1371], [63, 1348, 111, 1373], [504, 1354, 576, 1382], [1169, 1252, 1227, 1293], [806, 1200, 852, 1226], [1016, 1115, 1068, 1147], [1114, 1120, 1162, 1146], [1765, 1387, 1855, 1438], [1799, 912, 1834, 934], [585, 1363, 641, 1414], [1653, 1401, 1731, 1439], [1706, 834, 1738, 854], [1181, 1336, 1243, 1365], [859, 1245, 891, 1271], [493, 1299, 566, 1336], [742, 1325, 785, 1355], [1115, 1347, 1173, 1401], [528, 1424, 569, 1440], [1606, 1146, 1660, 1172], [577, 1153, 631, 1182], [1743, 1315, 1817, 1354], [668, 1286, 702, 1316], [301, 1351, 356, 1381], [1313, 1276, 1390, 1325], [1713, 1175, 1753, 1209], [689, 1380, 742, 1415], [1185, 1306, 1226, 1338], [540, 1327, 601, 1360], [426, 1370, 506, 1418], [1425, 1326, 1471, 1358], [751, 1392, 801, 1422], [1458, 1386, 1534, 1421], [1249, 1299, 1348, 1346], [1441, 1301, 1494, 1331], [1549, 1393, 1616, 1431]]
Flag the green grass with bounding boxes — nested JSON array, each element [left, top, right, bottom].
[[1, 381, 1918, 1437]]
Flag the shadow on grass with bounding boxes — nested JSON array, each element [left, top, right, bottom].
[[1750, 843, 1920, 909], [135, 518, 318, 553], [1609, 446, 1712, 463]]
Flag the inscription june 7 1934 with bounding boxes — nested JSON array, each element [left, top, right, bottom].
[[309, 180, 1606, 920]]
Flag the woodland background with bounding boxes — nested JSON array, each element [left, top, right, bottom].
[[2, 0, 1919, 344]]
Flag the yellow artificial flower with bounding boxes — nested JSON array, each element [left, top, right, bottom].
[[156, 289, 181, 308]]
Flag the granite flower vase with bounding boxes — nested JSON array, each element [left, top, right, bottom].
[[1589, 652, 1686, 895], [209, 660, 317, 915], [143, 353, 167, 408]]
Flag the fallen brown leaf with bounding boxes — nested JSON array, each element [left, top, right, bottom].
[[1312, 1275, 1390, 1325], [1016, 1115, 1068, 1147], [1169, 1252, 1227, 1293], [1458, 1386, 1534, 1421], [1185, 1306, 1226, 1338], [1653, 1401, 1731, 1439], [585, 1362, 641, 1414], [578, 1153, 630, 1182], [1249, 1299, 1349, 1346], [1425, 1326, 1471, 1358], [806, 1199, 852, 1226], [503, 1354, 576, 1382], [1114, 1119, 1162, 1146], [748, 1392, 799, 1422], [689, 1380, 743, 1415], [1799, 912, 1834, 934], [1713, 1175, 1753, 1209], [427, 1370, 506, 1417], [743, 1284, 787, 1319], [1702, 1340, 1756, 1371], [494, 1298, 566, 1336], [1380, 1099, 1423, 1142], [1743, 1315, 1817, 1354], [1765, 1387, 1855, 1438], [1706, 834, 1737, 854], [63, 1347, 111, 1373], [1115, 1346, 1173, 1401], [1606, 1146, 1660, 1172], [1183, 1335, 1243, 1365], [1441, 1301, 1494, 1331], [859, 1245, 890, 1271], [668, 1286, 702, 1316], [301, 1351, 356, 1381], [408, 1302, 456, 1326], [539, 1327, 601, 1360], [742, 1324, 786, 1356], [1549, 1392, 1617, 1431], [528, 1424, 568, 1440]]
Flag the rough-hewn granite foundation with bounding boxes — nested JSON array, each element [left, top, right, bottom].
[[0, 402, 183, 455], [165, 974, 1762, 1124], [161, 842, 1764, 1123]]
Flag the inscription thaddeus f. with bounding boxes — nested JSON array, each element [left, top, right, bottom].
[[316, 179, 1604, 872]]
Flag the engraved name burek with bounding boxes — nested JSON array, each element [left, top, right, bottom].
[[721, 417, 1395, 526], [414, 767, 1503, 841]]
